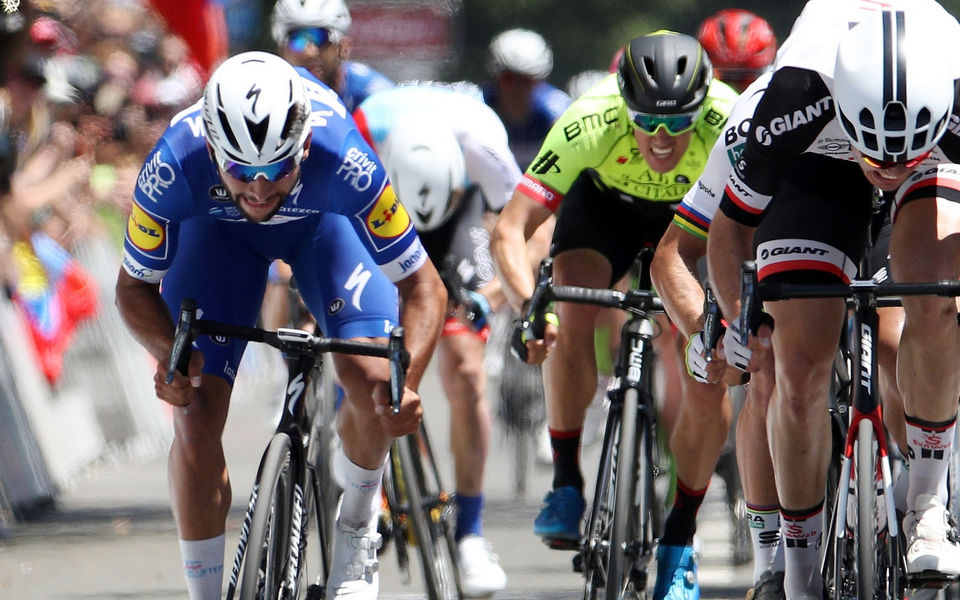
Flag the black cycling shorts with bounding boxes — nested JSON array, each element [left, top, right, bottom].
[[418, 186, 495, 291], [550, 171, 676, 285], [753, 154, 874, 285]]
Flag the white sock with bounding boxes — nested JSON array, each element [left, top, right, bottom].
[[781, 506, 823, 600], [178, 534, 225, 600], [905, 416, 955, 508], [335, 447, 384, 529], [746, 504, 783, 582]]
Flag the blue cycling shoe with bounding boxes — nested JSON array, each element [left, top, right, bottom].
[[533, 486, 585, 548], [653, 544, 699, 600]]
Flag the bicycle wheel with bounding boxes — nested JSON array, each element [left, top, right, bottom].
[[855, 418, 902, 600], [607, 387, 643, 600], [395, 431, 460, 600], [581, 398, 622, 600], [239, 433, 295, 600]]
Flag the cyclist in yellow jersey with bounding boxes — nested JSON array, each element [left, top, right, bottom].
[[491, 31, 737, 600]]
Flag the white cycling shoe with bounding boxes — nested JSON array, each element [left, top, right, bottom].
[[326, 518, 383, 599], [904, 493, 960, 578], [457, 535, 507, 597]]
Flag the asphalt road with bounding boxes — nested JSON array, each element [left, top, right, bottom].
[[0, 342, 754, 599]]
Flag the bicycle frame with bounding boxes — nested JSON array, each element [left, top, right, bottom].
[[520, 250, 664, 599], [740, 263, 960, 599], [167, 298, 409, 600]]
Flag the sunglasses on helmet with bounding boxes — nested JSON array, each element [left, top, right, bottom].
[[860, 150, 931, 171], [286, 27, 335, 53], [217, 152, 301, 183], [625, 106, 699, 136]]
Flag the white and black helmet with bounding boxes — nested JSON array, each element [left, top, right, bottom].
[[379, 112, 465, 232], [271, 0, 351, 45], [488, 28, 553, 79], [834, 9, 955, 163], [202, 51, 311, 166]]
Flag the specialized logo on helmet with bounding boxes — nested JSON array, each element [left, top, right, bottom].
[[753, 97, 833, 146], [365, 185, 411, 239], [127, 203, 166, 254]]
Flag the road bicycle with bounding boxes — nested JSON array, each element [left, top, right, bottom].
[[737, 261, 960, 600], [515, 248, 666, 600], [166, 298, 409, 600]]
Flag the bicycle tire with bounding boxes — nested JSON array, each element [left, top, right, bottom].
[[607, 387, 641, 600], [239, 433, 295, 600], [396, 433, 460, 600], [581, 401, 622, 600], [856, 419, 878, 600]]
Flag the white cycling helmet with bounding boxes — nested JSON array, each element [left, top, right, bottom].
[[379, 112, 466, 232], [202, 51, 311, 166], [270, 0, 351, 45], [834, 9, 955, 163], [488, 28, 553, 79]]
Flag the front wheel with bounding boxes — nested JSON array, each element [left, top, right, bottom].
[[607, 387, 642, 600], [395, 431, 461, 600], [239, 434, 295, 600]]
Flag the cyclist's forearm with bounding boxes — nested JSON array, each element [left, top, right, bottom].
[[395, 261, 447, 391], [706, 213, 755, 320], [115, 268, 175, 362], [652, 225, 707, 338], [491, 190, 554, 313]]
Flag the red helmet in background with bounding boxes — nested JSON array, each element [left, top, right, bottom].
[[697, 9, 776, 92]]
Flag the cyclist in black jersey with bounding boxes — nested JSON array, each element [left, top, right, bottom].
[[706, 3, 960, 597]]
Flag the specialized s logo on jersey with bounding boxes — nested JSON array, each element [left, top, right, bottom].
[[365, 185, 410, 239], [127, 203, 167, 254]]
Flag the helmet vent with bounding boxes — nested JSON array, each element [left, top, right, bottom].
[[915, 107, 930, 128], [885, 135, 905, 154], [246, 117, 270, 155], [677, 56, 688, 77], [883, 103, 906, 132], [858, 108, 875, 129]]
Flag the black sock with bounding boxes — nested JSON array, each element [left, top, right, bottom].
[[660, 479, 707, 546], [550, 428, 584, 493]]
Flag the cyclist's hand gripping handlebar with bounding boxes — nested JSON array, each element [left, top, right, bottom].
[[511, 258, 556, 363], [166, 298, 198, 384], [388, 327, 410, 415]]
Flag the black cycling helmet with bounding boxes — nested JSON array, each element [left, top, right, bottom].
[[617, 31, 712, 114]]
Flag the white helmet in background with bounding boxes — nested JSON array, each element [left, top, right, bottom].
[[271, 0, 352, 45], [202, 51, 311, 166], [488, 28, 553, 79], [833, 9, 955, 163], [380, 112, 466, 232]]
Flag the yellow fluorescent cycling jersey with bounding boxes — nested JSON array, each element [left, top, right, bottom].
[[517, 74, 738, 210]]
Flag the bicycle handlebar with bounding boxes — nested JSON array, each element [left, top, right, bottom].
[[438, 256, 485, 329], [511, 257, 664, 362], [738, 260, 960, 343], [166, 298, 411, 414]]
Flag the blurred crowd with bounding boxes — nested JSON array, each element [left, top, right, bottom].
[[0, 0, 207, 383]]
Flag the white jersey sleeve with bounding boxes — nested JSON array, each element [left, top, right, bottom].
[[449, 94, 523, 211]]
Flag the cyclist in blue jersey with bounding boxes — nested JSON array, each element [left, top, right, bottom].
[[264, 0, 396, 330], [482, 28, 572, 172], [271, 0, 393, 113], [114, 52, 446, 600]]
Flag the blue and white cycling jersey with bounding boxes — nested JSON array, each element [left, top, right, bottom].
[[354, 83, 521, 212], [121, 68, 419, 383], [339, 60, 394, 113], [123, 67, 425, 286]]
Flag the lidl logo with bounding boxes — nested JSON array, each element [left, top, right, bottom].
[[365, 185, 410, 239], [128, 203, 165, 251]]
